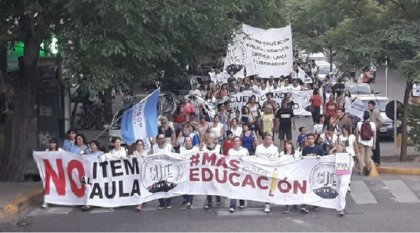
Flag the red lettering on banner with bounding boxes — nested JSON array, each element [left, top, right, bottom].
[[257, 176, 268, 190], [229, 159, 240, 171], [67, 160, 86, 197], [44, 159, 66, 195], [229, 172, 240, 186], [293, 180, 307, 194], [241, 175, 256, 188], [215, 157, 228, 169], [278, 179, 292, 193], [202, 153, 217, 166], [202, 168, 213, 181], [190, 168, 200, 181], [215, 169, 228, 183]]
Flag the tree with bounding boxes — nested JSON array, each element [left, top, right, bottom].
[[0, 0, 288, 180]]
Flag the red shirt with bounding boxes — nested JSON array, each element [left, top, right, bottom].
[[311, 95, 322, 107], [223, 140, 235, 155], [325, 101, 338, 118]]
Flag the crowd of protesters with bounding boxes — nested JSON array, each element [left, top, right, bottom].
[[43, 60, 382, 217]]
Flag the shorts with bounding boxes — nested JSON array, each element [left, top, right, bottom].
[[278, 129, 292, 140]]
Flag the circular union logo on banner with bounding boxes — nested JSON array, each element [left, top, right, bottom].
[[310, 162, 339, 199], [141, 154, 184, 193]]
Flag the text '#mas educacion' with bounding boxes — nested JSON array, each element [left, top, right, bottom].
[[188, 153, 307, 194]]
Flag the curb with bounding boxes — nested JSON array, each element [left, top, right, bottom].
[[377, 167, 420, 175], [1, 188, 43, 219]]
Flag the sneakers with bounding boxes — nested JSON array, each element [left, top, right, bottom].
[[282, 206, 290, 214], [311, 206, 319, 211], [239, 205, 245, 209], [264, 204, 271, 213], [204, 203, 212, 210], [157, 205, 164, 210], [41, 202, 48, 209], [166, 205, 172, 209], [338, 210, 345, 217], [300, 207, 309, 214], [229, 208, 235, 213], [185, 202, 192, 209], [347, 185, 351, 193]]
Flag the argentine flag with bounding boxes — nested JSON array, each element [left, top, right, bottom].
[[121, 88, 160, 148]]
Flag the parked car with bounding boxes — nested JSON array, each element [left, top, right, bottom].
[[345, 83, 379, 97], [355, 95, 399, 138], [316, 61, 337, 81]]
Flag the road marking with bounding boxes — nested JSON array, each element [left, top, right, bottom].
[[46, 207, 74, 214], [383, 180, 420, 203], [349, 181, 378, 204], [217, 208, 268, 217]]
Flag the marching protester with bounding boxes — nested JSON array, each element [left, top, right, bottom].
[[368, 101, 382, 166], [355, 111, 376, 176], [152, 134, 174, 209], [275, 100, 296, 150], [74, 134, 89, 155], [261, 105, 275, 136], [158, 116, 176, 146], [310, 89, 322, 124], [227, 136, 249, 213], [201, 132, 222, 210], [255, 133, 279, 213], [241, 123, 259, 155], [336, 108, 353, 135], [107, 136, 127, 160], [63, 129, 77, 152], [46, 138, 63, 152], [180, 136, 200, 209], [230, 118, 243, 137]]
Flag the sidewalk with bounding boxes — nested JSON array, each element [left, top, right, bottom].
[[377, 160, 420, 175], [0, 182, 43, 220]]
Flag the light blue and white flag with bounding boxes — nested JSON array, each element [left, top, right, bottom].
[[121, 88, 160, 148]]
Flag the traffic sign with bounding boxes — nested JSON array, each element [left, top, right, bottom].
[[385, 100, 403, 120]]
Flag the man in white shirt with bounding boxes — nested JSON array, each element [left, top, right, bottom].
[[152, 134, 174, 210], [255, 133, 279, 214], [255, 133, 279, 159]]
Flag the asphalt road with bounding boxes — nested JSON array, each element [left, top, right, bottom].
[[1, 174, 420, 232]]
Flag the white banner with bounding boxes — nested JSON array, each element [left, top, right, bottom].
[[347, 97, 365, 119], [229, 90, 312, 116], [34, 151, 353, 210], [224, 24, 293, 78]]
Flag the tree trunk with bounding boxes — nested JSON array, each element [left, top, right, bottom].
[[400, 78, 413, 161], [103, 87, 113, 122], [0, 35, 40, 181], [0, 85, 37, 181]]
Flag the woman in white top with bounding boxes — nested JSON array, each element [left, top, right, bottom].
[[343, 91, 353, 112], [107, 137, 127, 160], [313, 115, 325, 135], [42, 139, 63, 208], [209, 115, 224, 144], [279, 141, 297, 214], [201, 132, 222, 209], [227, 136, 249, 213], [338, 125, 358, 157], [45, 138, 63, 152], [229, 118, 243, 137], [131, 139, 149, 158]]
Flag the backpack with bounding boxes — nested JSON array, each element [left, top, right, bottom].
[[360, 121, 373, 141]]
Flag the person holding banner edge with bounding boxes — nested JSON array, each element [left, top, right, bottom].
[[228, 136, 249, 213]]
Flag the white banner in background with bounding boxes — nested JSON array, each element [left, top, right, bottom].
[[224, 24, 293, 78], [34, 151, 353, 210], [229, 90, 313, 116], [347, 97, 365, 119]]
